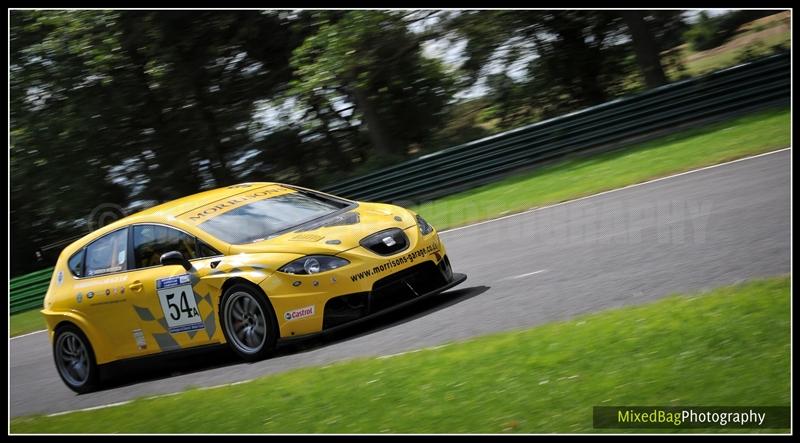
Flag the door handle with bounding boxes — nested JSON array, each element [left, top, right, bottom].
[[129, 281, 143, 292]]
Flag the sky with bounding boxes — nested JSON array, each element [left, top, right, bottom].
[[419, 10, 735, 98], [257, 10, 738, 124]]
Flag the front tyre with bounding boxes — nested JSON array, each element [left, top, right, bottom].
[[53, 324, 99, 394], [220, 283, 278, 361]]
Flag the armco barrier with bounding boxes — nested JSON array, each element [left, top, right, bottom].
[[10, 267, 53, 315], [321, 52, 789, 202], [8, 53, 791, 315]]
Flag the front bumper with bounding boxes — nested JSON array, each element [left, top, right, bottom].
[[261, 228, 463, 338], [321, 255, 461, 330], [286, 266, 467, 341]]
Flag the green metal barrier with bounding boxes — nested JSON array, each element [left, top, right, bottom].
[[8, 53, 790, 316], [10, 267, 53, 315], [322, 53, 790, 202]]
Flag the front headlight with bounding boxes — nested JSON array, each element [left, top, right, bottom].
[[416, 214, 434, 235], [278, 255, 350, 275]]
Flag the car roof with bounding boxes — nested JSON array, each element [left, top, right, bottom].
[[132, 182, 281, 218], [61, 182, 283, 256]]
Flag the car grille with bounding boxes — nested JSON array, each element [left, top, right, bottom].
[[359, 228, 409, 256], [322, 258, 453, 329], [321, 292, 369, 329]]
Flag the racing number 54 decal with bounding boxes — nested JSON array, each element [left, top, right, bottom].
[[156, 274, 204, 334]]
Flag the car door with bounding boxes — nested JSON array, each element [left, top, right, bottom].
[[72, 226, 146, 360], [127, 223, 225, 355]]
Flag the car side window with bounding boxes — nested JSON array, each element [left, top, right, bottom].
[[85, 228, 129, 277], [68, 250, 85, 277], [197, 239, 221, 258], [133, 225, 197, 269]]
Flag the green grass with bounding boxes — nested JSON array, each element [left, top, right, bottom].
[[10, 309, 46, 337], [413, 107, 790, 231], [683, 32, 791, 76], [12, 276, 790, 434], [670, 12, 790, 78], [627, 14, 788, 92], [7, 108, 790, 337]]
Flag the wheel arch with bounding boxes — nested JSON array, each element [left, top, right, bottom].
[[219, 277, 277, 320], [42, 310, 112, 364], [218, 276, 280, 360]]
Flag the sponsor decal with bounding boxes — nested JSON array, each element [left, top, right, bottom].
[[156, 274, 204, 334], [89, 298, 127, 306], [85, 286, 126, 304], [76, 292, 83, 303], [133, 329, 147, 350], [284, 305, 315, 322], [350, 240, 441, 282], [289, 233, 325, 242], [87, 265, 123, 276], [56, 271, 64, 286], [181, 185, 294, 223], [74, 274, 128, 289]]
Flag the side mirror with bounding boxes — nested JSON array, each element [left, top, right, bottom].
[[160, 251, 192, 271]]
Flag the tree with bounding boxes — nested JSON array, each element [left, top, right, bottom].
[[114, 10, 308, 197], [11, 10, 141, 274], [447, 10, 690, 118], [290, 11, 455, 159], [446, 10, 635, 119], [10, 10, 308, 275], [619, 10, 668, 88], [685, 10, 777, 52]]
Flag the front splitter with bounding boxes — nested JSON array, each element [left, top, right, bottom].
[[279, 272, 468, 342]]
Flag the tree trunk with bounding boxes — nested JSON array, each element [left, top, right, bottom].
[[308, 99, 353, 171], [556, 25, 608, 106], [620, 10, 668, 89], [118, 13, 200, 200], [192, 82, 234, 187], [352, 87, 399, 156]]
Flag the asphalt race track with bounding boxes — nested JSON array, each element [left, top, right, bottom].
[[10, 149, 790, 418]]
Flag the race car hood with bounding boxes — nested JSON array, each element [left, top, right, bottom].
[[228, 202, 417, 255]]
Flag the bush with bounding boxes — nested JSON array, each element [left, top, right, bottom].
[[685, 10, 779, 52], [685, 12, 722, 51]]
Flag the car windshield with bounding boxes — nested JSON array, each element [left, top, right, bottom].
[[196, 190, 351, 244]]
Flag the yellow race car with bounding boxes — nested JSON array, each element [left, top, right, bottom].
[[42, 183, 466, 392]]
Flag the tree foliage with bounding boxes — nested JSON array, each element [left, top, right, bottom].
[[291, 11, 455, 158], [685, 10, 775, 52], [10, 9, 696, 275]]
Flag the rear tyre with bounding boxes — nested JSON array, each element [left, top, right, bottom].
[[220, 283, 278, 361], [53, 324, 100, 394]]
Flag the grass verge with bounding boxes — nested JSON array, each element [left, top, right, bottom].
[[413, 107, 789, 230], [10, 309, 46, 338], [7, 108, 790, 337], [683, 32, 790, 76], [680, 12, 790, 77], [11, 276, 790, 434]]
